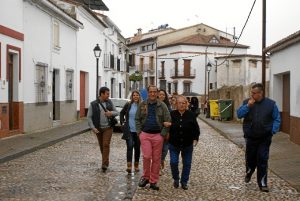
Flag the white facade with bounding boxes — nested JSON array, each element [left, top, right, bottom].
[[100, 17, 127, 99], [0, 0, 24, 104], [216, 55, 270, 88], [269, 41, 300, 116], [75, 6, 106, 107], [158, 45, 247, 95]]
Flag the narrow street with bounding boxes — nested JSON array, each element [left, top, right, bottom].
[[0, 120, 299, 201]]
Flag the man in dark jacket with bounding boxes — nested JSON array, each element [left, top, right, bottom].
[[87, 87, 118, 172], [237, 83, 281, 192]]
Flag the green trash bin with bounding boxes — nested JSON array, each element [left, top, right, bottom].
[[218, 99, 233, 121]]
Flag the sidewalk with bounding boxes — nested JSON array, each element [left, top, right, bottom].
[[0, 119, 90, 164], [199, 113, 300, 192]]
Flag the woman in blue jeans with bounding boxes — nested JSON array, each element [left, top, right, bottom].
[[120, 90, 142, 173], [166, 95, 200, 190], [158, 89, 172, 173]]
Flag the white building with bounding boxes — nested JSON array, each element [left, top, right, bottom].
[[96, 13, 128, 99], [23, 0, 82, 132], [266, 30, 300, 145], [215, 54, 270, 88], [0, 0, 25, 138], [156, 24, 248, 97], [126, 25, 175, 91]]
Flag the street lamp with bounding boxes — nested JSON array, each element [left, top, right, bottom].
[[206, 62, 212, 118], [93, 44, 102, 99], [206, 62, 212, 99]]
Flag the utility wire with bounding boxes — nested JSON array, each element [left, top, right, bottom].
[[128, 0, 257, 63], [208, 0, 257, 67]]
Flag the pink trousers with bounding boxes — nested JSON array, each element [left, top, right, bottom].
[[139, 132, 164, 184]]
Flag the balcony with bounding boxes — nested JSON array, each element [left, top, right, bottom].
[[170, 68, 196, 79], [143, 64, 155, 74], [158, 70, 165, 79]]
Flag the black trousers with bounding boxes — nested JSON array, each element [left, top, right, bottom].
[[245, 135, 272, 187]]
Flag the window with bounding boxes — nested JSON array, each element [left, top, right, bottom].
[[35, 63, 48, 103], [232, 59, 241, 68], [129, 54, 135, 66], [249, 59, 257, 68], [168, 83, 171, 94], [173, 82, 178, 93], [209, 36, 219, 44], [183, 82, 191, 93], [66, 70, 74, 101], [53, 20, 60, 50], [149, 56, 154, 70]]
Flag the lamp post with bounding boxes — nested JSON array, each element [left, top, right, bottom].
[[93, 44, 102, 99], [206, 62, 212, 100], [206, 62, 212, 118]]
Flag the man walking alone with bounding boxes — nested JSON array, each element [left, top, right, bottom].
[[237, 83, 281, 192]]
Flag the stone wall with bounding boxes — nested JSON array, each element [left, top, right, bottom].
[[209, 82, 269, 120]]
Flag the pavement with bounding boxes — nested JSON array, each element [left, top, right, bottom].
[[0, 115, 300, 194], [198, 113, 300, 192], [0, 119, 90, 164]]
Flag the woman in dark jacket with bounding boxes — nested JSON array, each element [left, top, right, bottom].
[[158, 89, 172, 174], [168, 95, 200, 190], [120, 90, 142, 173]]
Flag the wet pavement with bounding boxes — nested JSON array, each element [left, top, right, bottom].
[[0, 120, 299, 200]]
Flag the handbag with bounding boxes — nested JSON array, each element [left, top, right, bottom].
[[99, 102, 118, 128], [121, 122, 130, 140]]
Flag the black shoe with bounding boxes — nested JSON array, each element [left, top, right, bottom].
[[138, 177, 149, 187], [150, 183, 159, 191], [173, 181, 179, 188], [244, 174, 252, 183], [259, 186, 269, 192], [181, 184, 188, 190], [102, 165, 108, 172]]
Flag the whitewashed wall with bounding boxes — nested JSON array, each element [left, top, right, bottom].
[[23, 1, 77, 103], [0, 0, 24, 103], [270, 42, 300, 117], [157, 45, 247, 95], [76, 7, 105, 108]]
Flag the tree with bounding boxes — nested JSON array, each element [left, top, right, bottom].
[[129, 71, 143, 89]]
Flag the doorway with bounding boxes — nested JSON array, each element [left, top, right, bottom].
[[79, 71, 86, 117], [52, 69, 60, 121], [8, 54, 15, 130], [281, 73, 290, 134]]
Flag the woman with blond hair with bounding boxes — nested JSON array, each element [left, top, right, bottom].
[[120, 90, 142, 173]]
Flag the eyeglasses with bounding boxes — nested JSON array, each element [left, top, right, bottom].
[[177, 102, 187, 105]]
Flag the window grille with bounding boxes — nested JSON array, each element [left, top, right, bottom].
[[35, 64, 48, 103], [66, 70, 74, 100]]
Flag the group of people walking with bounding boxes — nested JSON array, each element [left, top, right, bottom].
[[87, 83, 280, 193]]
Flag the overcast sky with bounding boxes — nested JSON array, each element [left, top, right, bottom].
[[104, 0, 300, 54]]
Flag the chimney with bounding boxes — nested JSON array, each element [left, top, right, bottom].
[[137, 28, 142, 35]]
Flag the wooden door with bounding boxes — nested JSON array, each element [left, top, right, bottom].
[[8, 54, 14, 130], [80, 71, 86, 117], [184, 60, 191, 76], [281, 74, 290, 133]]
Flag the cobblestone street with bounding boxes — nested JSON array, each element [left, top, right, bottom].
[[0, 120, 299, 201]]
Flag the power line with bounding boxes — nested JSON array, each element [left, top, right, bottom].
[[208, 0, 257, 67], [128, 0, 257, 63]]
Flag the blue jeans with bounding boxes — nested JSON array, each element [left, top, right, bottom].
[[161, 141, 169, 163], [169, 144, 194, 185], [126, 132, 140, 163]]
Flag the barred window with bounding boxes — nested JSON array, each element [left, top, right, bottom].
[[35, 63, 48, 103], [66, 70, 74, 101], [53, 20, 60, 50]]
